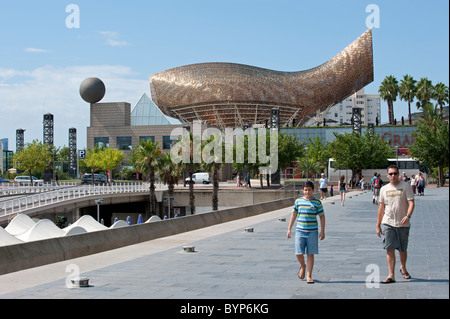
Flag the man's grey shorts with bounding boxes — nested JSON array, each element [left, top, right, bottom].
[[381, 224, 410, 252]]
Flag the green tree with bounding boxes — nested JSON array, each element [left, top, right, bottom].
[[56, 146, 70, 162], [433, 82, 449, 113], [231, 132, 260, 187], [98, 147, 126, 181], [379, 75, 399, 125], [294, 156, 322, 180], [399, 74, 416, 125], [410, 103, 449, 186], [13, 140, 52, 183], [329, 130, 393, 183], [202, 133, 225, 211], [232, 130, 286, 188], [277, 132, 304, 172], [293, 136, 330, 180], [132, 139, 162, 214], [305, 136, 331, 174], [415, 77, 434, 109], [83, 147, 102, 182], [171, 131, 202, 214], [158, 152, 182, 217], [82, 146, 125, 184]]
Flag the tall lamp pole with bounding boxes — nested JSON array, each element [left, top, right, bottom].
[[95, 198, 103, 222], [304, 146, 309, 181], [395, 146, 399, 167]]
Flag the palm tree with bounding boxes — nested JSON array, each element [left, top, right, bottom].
[[202, 134, 225, 211], [133, 139, 162, 215], [418, 102, 444, 130], [294, 157, 322, 180], [379, 75, 399, 125], [158, 152, 182, 218], [415, 77, 434, 109], [433, 82, 449, 113], [399, 74, 416, 125], [176, 131, 202, 215]]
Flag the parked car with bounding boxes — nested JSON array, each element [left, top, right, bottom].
[[81, 174, 111, 185], [0, 178, 10, 183], [13, 176, 44, 186], [185, 172, 211, 184]]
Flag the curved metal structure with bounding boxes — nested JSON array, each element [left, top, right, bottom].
[[150, 29, 373, 128]]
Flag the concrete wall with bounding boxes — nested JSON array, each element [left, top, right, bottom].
[[0, 197, 295, 275], [172, 188, 297, 208]]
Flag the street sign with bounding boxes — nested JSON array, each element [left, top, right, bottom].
[[78, 150, 86, 159]]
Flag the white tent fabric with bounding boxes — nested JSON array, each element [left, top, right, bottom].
[[15, 220, 65, 242], [1, 214, 144, 246], [0, 226, 24, 247], [63, 226, 87, 236], [146, 215, 161, 223], [110, 220, 130, 229], [63, 215, 108, 233], [4, 214, 36, 236]]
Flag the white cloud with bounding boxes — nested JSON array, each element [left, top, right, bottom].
[[24, 48, 49, 53], [99, 31, 131, 47], [0, 65, 149, 151]]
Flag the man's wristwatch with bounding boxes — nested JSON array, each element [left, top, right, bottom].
[[407, 214, 412, 219]]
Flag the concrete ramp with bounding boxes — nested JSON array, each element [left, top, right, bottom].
[[0, 227, 24, 247], [15, 220, 65, 242], [63, 215, 108, 233], [4, 214, 36, 236]]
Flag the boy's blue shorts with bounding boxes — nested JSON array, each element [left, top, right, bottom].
[[295, 230, 319, 255]]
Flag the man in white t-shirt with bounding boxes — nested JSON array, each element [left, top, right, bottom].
[[319, 173, 328, 200], [376, 165, 415, 284]]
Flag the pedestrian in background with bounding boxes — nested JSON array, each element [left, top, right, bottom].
[[372, 174, 383, 204], [370, 172, 378, 204], [410, 174, 416, 195], [319, 173, 328, 200], [339, 175, 347, 206], [416, 172, 426, 196]]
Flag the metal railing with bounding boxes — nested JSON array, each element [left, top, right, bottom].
[[0, 182, 147, 219]]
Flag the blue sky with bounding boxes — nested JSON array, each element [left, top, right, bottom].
[[0, 0, 448, 151]]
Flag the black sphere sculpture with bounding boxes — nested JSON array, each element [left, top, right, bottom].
[[80, 77, 106, 104]]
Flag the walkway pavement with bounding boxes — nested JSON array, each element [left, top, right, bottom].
[[0, 187, 448, 301]]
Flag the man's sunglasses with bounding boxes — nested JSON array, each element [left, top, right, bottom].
[[388, 172, 399, 176]]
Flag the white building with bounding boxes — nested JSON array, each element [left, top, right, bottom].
[[305, 89, 381, 127]]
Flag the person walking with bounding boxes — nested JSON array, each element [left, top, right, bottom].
[[339, 175, 347, 206], [287, 181, 325, 284], [319, 173, 328, 200], [376, 165, 415, 284], [236, 172, 242, 187], [370, 172, 378, 204], [372, 174, 383, 204], [410, 174, 416, 195], [416, 172, 426, 196], [360, 176, 366, 191]]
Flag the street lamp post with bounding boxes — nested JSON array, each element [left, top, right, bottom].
[[304, 146, 309, 181], [163, 196, 175, 219], [395, 146, 399, 167], [95, 198, 103, 222]]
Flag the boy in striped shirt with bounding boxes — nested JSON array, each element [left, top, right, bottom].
[[287, 181, 325, 283]]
